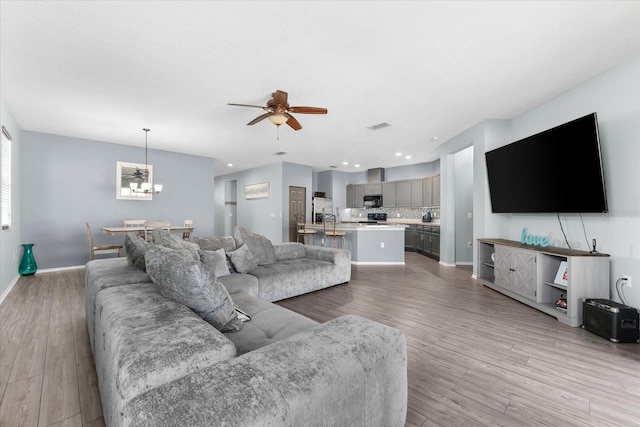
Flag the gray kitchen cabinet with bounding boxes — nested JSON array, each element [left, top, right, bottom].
[[404, 225, 417, 251], [346, 184, 365, 208], [411, 179, 423, 207], [364, 183, 382, 195], [432, 174, 441, 206], [416, 225, 440, 261], [431, 227, 440, 259], [382, 182, 397, 207], [396, 180, 412, 207], [422, 174, 441, 207]]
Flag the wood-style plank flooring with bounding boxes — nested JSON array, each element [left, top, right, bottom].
[[1, 252, 639, 426]]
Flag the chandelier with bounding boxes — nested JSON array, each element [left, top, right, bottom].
[[130, 128, 163, 194]]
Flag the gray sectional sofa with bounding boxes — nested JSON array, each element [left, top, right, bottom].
[[85, 227, 408, 426]]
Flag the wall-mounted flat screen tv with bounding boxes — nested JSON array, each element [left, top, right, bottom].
[[485, 112, 608, 213]]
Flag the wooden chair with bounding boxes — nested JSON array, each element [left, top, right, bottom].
[[322, 214, 346, 248], [295, 214, 317, 245], [144, 221, 171, 242], [183, 219, 194, 240], [85, 222, 122, 260]]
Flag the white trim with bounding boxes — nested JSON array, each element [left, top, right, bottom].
[[439, 261, 456, 267], [456, 261, 473, 266], [0, 273, 20, 305], [351, 261, 405, 265], [37, 265, 85, 273], [471, 273, 478, 280]]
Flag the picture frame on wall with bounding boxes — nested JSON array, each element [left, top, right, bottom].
[[245, 182, 270, 199]]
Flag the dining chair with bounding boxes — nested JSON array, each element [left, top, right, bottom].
[[322, 214, 346, 248], [144, 221, 171, 242], [295, 214, 317, 245], [85, 222, 123, 260], [183, 219, 194, 240]]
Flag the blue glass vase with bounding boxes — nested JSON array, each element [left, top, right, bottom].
[[19, 243, 37, 276]]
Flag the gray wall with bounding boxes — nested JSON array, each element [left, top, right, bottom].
[[0, 99, 22, 301], [20, 131, 216, 269]]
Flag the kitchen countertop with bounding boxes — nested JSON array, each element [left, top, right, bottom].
[[341, 218, 440, 226]]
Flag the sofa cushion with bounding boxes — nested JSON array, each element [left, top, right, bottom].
[[250, 258, 340, 302], [152, 228, 200, 261], [194, 235, 237, 253], [227, 244, 258, 273], [199, 248, 230, 277], [224, 293, 318, 355], [234, 226, 277, 265], [218, 273, 259, 297], [274, 242, 307, 261], [124, 233, 151, 271], [93, 282, 236, 426], [144, 246, 244, 332]]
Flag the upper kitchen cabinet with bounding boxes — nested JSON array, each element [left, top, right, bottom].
[[397, 179, 423, 207], [382, 182, 397, 207], [364, 183, 382, 195], [346, 184, 365, 208], [423, 174, 441, 207]]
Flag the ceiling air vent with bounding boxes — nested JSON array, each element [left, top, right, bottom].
[[367, 122, 391, 131], [329, 165, 338, 168], [274, 152, 287, 156]]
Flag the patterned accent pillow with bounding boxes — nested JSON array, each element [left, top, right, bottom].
[[233, 226, 276, 266], [152, 228, 200, 261], [199, 248, 231, 278], [194, 235, 237, 253], [227, 244, 258, 274], [144, 246, 244, 332], [124, 233, 151, 271]]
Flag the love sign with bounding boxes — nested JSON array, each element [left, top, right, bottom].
[[521, 228, 550, 247]]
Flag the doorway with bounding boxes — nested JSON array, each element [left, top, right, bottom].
[[289, 186, 306, 242], [224, 180, 237, 236]]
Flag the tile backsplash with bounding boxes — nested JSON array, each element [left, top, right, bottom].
[[345, 207, 440, 220]]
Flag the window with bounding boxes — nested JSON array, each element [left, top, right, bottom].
[[1, 126, 11, 231]]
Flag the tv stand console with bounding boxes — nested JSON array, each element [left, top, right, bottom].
[[477, 238, 610, 327]]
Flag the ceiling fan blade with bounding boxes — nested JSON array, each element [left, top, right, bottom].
[[272, 90, 288, 107], [288, 106, 327, 114], [247, 113, 271, 126], [286, 114, 302, 131], [228, 103, 267, 109]]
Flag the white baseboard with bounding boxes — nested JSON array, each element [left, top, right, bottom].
[[37, 265, 85, 273], [456, 261, 473, 266], [0, 274, 20, 305], [351, 261, 406, 266], [439, 261, 456, 267]]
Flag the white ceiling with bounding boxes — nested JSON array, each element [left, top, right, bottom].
[[2, 1, 639, 176]]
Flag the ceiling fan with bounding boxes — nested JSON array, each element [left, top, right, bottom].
[[228, 90, 327, 130]]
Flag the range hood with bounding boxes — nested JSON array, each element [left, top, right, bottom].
[[367, 168, 385, 183]]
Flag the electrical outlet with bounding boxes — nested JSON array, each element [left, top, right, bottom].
[[380, 242, 385, 248], [622, 275, 632, 287], [467, 241, 472, 248]]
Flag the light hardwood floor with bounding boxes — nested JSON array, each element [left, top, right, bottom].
[[1, 253, 639, 426]]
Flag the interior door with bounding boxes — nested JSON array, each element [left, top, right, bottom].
[[289, 186, 306, 242]]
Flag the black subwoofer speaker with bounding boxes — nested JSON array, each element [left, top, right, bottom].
[[582, 299, 639, 343]]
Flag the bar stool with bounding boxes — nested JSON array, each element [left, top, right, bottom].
[[295, 214, 317, 245], [322, 214, 346, 248]]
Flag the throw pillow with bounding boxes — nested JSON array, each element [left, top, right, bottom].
[[124, 233, 151, 271], [227, 244, 258, 274], [233, 226, 276, 266], [199, 248, 231, 278], [152, 228, 200, 261], [194, 235, 237, 253], [144, 246, 244, 332]]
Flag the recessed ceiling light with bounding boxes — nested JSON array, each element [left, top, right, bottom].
[[432, 136, 439, 141], [405, 155, 412, 159], [342, 161, 349, 165], [395, 152, 402, 156], [227, 163, 233, 167], [354, 164, 360, 168]]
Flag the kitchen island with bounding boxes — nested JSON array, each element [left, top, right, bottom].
[[305, 223, 406, 265]]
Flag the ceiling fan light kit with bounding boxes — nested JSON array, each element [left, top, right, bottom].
[[130, 128, 162, 195], [228, 90, 327, 131]]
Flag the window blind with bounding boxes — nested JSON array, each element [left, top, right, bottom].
[[1, 126, 11, 231]]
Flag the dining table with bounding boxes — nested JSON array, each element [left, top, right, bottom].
[[100, 225, 194, 236]]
